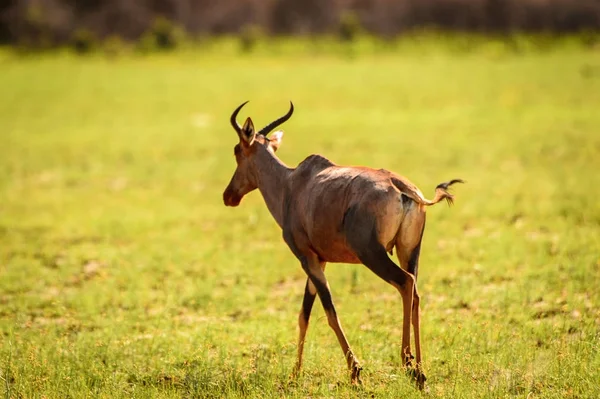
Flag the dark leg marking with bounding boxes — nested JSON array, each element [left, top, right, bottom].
[[301, 279, 317, 322], [293, 277, 318, 378], [307, 271, 335, 313]]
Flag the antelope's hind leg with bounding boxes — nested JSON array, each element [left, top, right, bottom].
[[344, 206, 423, 389], [359, 245, 426, 389], [355, 246, 415, 369], [396, 211, 427, 389]]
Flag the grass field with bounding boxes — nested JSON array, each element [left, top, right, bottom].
[[1, 39, 600, 398]]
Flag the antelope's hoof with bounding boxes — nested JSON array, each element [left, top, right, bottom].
[[406, 367, 427, 390], [290, 365, 301, 381], [416, 372, 427, 391], [350, 364, 363, 385]]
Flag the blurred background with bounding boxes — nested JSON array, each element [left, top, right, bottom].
[[1, 0, 599, 51]]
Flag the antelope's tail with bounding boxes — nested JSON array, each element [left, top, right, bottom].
[[423, 179, 465, 206]]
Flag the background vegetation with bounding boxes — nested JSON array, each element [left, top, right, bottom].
[[2, 0, 600, 50], [1, 36, 600, 398]]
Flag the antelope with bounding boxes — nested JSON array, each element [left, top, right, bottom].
[[222, 101, 463, 389]]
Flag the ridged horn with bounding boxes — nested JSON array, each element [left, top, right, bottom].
[[230, 101, 249, 135], [257, 101, 294, 136]]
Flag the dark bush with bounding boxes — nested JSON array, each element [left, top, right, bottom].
[[239, 24, 264, 53], [103, 34, 128, 58], [338, 11, 363, 42], [71, 28, 97, 53], [148, 16, 182, 50]]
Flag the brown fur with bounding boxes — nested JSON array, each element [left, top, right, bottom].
[[223, 102, 463, 389]]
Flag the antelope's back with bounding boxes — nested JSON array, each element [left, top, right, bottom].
[[287, 158, 407, 263]]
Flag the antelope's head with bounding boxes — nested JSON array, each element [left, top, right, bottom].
[[223, 101, 294, 207]]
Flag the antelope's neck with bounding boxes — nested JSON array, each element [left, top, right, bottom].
[[253, 148, 292, 229]]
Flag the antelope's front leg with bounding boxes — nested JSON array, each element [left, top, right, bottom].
[[292, 276, 319, 377], [304, 258, 362, 384], [283, 230, 362, 384]]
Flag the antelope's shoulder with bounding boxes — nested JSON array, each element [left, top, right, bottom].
[[295, 154, 336, 174]]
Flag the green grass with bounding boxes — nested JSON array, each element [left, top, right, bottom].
[[1, 40, 600, 398]]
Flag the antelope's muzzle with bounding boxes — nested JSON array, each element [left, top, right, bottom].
[[223, 187, 242, 207]]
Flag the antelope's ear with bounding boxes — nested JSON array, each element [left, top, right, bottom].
[[240, 117, 255, 145], [269, 130, 283, 152]]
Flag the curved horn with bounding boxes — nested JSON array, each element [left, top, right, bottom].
[[257, 101, 294, 136], [230, 101, 249, 134]]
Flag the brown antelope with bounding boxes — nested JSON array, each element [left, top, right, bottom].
[[222, 101, 463, 389]]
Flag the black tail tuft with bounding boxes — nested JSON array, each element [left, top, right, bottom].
[[436, 179, 465, 191], [434, 179, 465, 206]]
